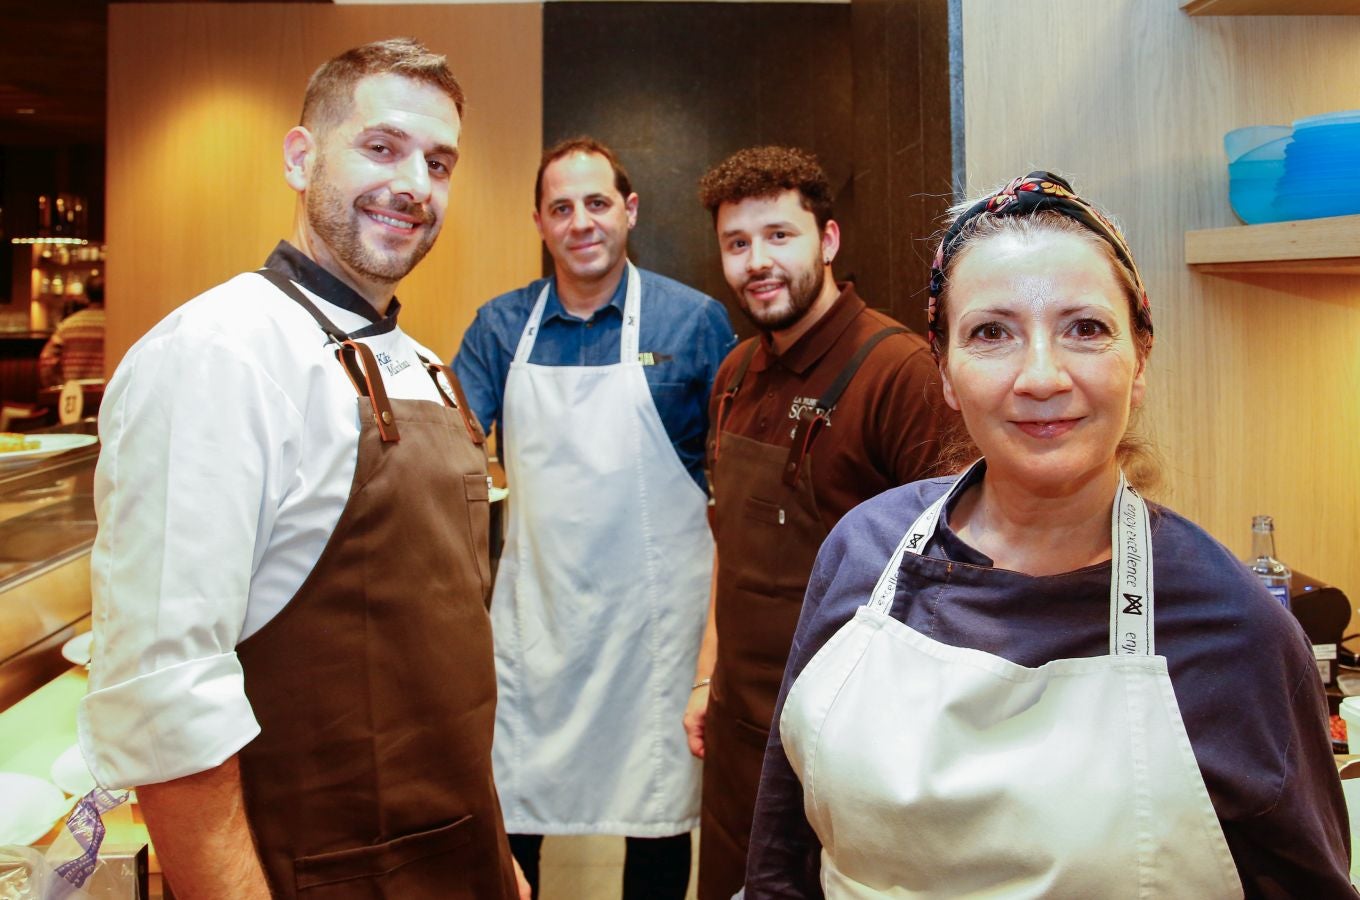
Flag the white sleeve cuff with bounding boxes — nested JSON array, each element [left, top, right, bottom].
[[77, 651, 261, 789]]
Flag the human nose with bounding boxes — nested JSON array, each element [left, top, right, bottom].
[[568, 203, 592, 232], [1013, 335, 1072, 399], [746, 240, 771, 273], [390, 154, 432, 203]]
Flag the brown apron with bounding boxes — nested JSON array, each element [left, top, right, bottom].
[[233, 269, 518, 900], [698, 328, 903, 900]]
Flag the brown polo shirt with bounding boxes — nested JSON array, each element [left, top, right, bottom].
[[707, 284, 955, 530]]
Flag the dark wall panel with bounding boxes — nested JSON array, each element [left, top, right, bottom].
[[850, 0, 954, 333], [544, 2, 853, 335]]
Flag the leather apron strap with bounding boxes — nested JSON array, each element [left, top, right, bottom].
[[256, 268, 401, 443], [782, 326, 904, 486]]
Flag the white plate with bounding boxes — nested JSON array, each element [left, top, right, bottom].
[[0, 433, 97, 467], [0, 772, 72, 845], [49, 744, 96, 798], [61, 631, 93, 666]]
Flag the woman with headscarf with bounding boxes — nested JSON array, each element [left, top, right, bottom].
[[742, 172, 1352, 898]]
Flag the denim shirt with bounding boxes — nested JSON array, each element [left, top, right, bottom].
[[453, 267, 736, 491]]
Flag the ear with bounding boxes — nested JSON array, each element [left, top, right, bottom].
[[1130, 356, 1147, 410], [532, 208, 545, 241], [625, 192, 639, 230], [820, 219, 841, 264], [939, 360, 961, 412], [283, 126, 316, 193]]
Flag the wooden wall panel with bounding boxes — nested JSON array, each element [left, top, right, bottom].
[[962, 1, 1360, 614], [107, 3, 542, 369]]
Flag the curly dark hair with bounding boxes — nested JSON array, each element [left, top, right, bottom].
[[698, 146, 833, 229]]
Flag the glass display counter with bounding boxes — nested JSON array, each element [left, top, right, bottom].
[[0, 427, 98, 710]]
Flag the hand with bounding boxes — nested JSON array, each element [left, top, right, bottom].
[[683, 683, 710, 759], [513, 855, 531, 900]]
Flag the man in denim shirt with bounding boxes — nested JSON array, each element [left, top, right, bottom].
[[453, 137, 734, 900]]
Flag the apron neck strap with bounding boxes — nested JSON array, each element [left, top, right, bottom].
[[867, 462, 1155, 656], [781, 327, 905, 487], [712, 340, 761, 459], [513, 262, 640, 365], [418, 356, 486, 446], [257, 268, 400, 443]]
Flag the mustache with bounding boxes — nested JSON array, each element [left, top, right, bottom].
[[357, 192, 436, 226]]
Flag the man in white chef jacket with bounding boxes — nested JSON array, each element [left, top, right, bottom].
[[453, 137, 736, 900], [78, 39, 524, 900]]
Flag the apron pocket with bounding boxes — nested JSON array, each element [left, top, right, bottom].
[[462, 474, 493, 600], [293, 815, 476, 892], [742, 496, 785, 526]]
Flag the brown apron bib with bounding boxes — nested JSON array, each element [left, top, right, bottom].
[[698, 327, 903, 900], [233, 269, 518, 900]]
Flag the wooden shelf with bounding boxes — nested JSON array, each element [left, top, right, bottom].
[[1185, 214, 1360, 274], [1182, 0, 1360, 14]]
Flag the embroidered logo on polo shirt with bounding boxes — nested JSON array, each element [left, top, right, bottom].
[[375, 351, 410, 377], [788, 396, 835, 424]]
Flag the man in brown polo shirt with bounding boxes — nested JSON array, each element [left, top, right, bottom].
[[683, 146, 955, 900]]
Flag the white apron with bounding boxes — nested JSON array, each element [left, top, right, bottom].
[[491, 262, 712, 835], [778, 463, 1242, 898]]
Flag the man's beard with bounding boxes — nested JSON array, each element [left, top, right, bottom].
[[737, 259, 824, 333], [306, 162, 438, 284]]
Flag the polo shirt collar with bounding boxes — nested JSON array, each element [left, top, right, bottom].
[[751, 283, 865, 375], [543, 269, 628, 324], [263, 240, 401, 336]]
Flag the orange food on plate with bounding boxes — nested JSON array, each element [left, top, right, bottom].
[[0, 432, 39, 452]]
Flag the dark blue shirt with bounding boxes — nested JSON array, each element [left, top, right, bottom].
[[746, 465, 1352, 899], [453, 267, 735, 491]]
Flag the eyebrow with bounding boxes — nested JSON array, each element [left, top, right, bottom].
[[546, 192, 612, 207], [360, 124, 460, 163]]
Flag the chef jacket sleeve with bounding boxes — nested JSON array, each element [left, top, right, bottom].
[[866, 343, 956, 485], [745, 517, 869, 898], [78, 324, 303, 789], [451, 305, 511, 438]]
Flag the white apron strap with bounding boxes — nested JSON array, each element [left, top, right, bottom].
[[867, 461, 1155, 658], [512, 262, 642, 365], [867, 460, 983, 614], [1110, 475, 1154, 656]]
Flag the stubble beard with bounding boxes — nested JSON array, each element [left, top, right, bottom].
[[306, 160, 438, 285], [738, 258, 825, 334]]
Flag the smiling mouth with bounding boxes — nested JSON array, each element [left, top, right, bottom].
[[745, 280, 785, 300], [365, 210, 420, 231], [1012, 418, 1082, 438]]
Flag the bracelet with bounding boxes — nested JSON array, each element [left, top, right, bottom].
[[691, 678, 711, 691]]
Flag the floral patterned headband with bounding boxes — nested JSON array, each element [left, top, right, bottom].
[[926, 171, 1152, 360]]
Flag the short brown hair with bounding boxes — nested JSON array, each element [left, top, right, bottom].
[[534, 137, 633, 210], [300, 38, 465, 132], [698, 146, 834, 230]]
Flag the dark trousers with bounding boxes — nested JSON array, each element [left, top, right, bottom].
[[508, 832, 692, 900]]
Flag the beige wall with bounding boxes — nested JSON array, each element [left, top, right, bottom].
[[106, 2, 542, 368], [962, 2, 1360, 606]]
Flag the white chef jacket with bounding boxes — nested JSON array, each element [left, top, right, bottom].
[[79, 260, 450, 790]]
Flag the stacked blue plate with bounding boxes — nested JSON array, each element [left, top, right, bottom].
[[1226, 125, 1290, 224], [1272, 110, 1360, 220], [1225, 111, 1360, 224]]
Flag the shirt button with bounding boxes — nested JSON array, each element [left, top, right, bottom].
[[766, 391, 775, 399], [586, 320, 595, 328]]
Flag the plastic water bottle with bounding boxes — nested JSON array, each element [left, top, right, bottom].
[[1250, 515, 1292, 610]]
